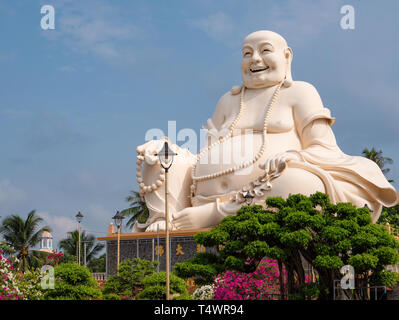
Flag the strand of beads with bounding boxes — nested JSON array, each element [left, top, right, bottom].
[[190, 86, 246, 197], [190, 81, 283, 198], [136, 152, 165, 196]]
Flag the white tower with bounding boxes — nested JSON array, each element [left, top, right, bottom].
[[39, 231, 53, 253]]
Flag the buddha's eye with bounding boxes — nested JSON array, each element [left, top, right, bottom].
[[243, 51, 252, 57], [262, 48, 271, 53]]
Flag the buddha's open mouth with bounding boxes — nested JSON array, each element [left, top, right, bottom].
[[250, 66, 269, 73]]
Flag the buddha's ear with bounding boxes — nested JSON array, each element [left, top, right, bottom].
[[283, 47, 293, 87]]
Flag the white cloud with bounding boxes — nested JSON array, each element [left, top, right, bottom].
[[39, 211, 76, 248], [188, 1, 341, 47], [0, 179, 26, 205], [189, 12, 236, 44], [43, 0, 141, 62]]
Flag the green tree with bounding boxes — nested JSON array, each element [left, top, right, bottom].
[[120, 190, 149, 228], [175, 193, 399, 300], [102, 258, 159, 298], [378, 205, 399, 234], [88, 253, 106, 273], [58, 230, 104, 264], [0, 211, 51, 271], [44, 263, 102, 300], [362, 147, 394, 181], [60, 252, 77, 264]]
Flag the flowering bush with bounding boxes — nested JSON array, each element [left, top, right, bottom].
[[46, 250, 63, 266], [213, 257, 286, 300], [193, 284, 215, 300], [0, 249, 44, 300]]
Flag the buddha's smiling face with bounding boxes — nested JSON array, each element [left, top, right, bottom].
[[241, 31, 291, 89]]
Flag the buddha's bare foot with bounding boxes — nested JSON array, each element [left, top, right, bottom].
[[145, 220, 177, 232], [172, 202, 221, 230]]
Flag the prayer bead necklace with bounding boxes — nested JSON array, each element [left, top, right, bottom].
[[135, 154, 165, 196], [190, 81, 283, 198]]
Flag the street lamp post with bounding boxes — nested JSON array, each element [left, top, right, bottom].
[[112, 211, 124, 273], [75, 212, 84, 265], [156, 141, 177, 300]]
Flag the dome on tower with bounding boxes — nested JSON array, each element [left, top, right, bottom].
[[41, 231, 52, 238]]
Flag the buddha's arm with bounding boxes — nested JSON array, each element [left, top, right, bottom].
[[301, 119, 342, 154], [292, 82, 342, 158], [261, 82, 339, 174], [204, 91, 239, 135]]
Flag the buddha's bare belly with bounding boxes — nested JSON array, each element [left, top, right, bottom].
[[195, 131, 302, 196]]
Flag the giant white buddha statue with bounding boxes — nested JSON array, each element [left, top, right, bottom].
[[134, 30, 399, 232]]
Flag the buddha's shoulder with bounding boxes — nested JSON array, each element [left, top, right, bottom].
[[215, 86, 241, 106], [286, 81, 320, 98], [288, 81, 324, 114]]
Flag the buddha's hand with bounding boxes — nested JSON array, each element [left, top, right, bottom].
[[136, 138, 169, 166], [259, 152, 300, 177], [172, 203, 220, 230]]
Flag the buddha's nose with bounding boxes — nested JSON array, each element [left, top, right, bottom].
[[251, 51, 262, 62]]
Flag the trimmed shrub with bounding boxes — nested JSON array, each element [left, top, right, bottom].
[[137, 272, 188, 300], [44, 263, 101, 300]]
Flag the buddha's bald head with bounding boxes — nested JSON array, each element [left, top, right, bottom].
[[241, 30, 292, 89], [243, 30, 288, 49]]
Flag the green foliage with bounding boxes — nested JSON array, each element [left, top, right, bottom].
[[60, 252, 77, 264], [121, 190, 150, 227], [44, 263, 101, 300], [299, 282, 320, 300], [45, 283, 102, 300], [174, 253, 223, 285], [137, 285, 165, 300], [173, 293, 193, 300], [0, 211, 51, 271], [348, 254, 379, 272], [58, 230, 104, 264], [137, 272, 188, 300], [0, 241, 15, 256], [88, 253, 106, 272], [178, 192, 399, 300], [370, 270, 399, 287], [313, 255, 344, 269], [378, 205, 399, 230], [102, 293, 122, 300], [102, 258, 159, 298], [54, 262, 97, 286]]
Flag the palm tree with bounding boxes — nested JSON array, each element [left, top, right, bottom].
[[58, 230, 104, 264], [0, 210, 51, 271], [120, 190, 149, 229], [362, 147, 394, 182]]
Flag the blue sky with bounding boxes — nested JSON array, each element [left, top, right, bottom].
[[0, 0, 398, 249]]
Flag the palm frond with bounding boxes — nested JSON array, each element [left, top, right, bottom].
[[122, 190, 150, 228]]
